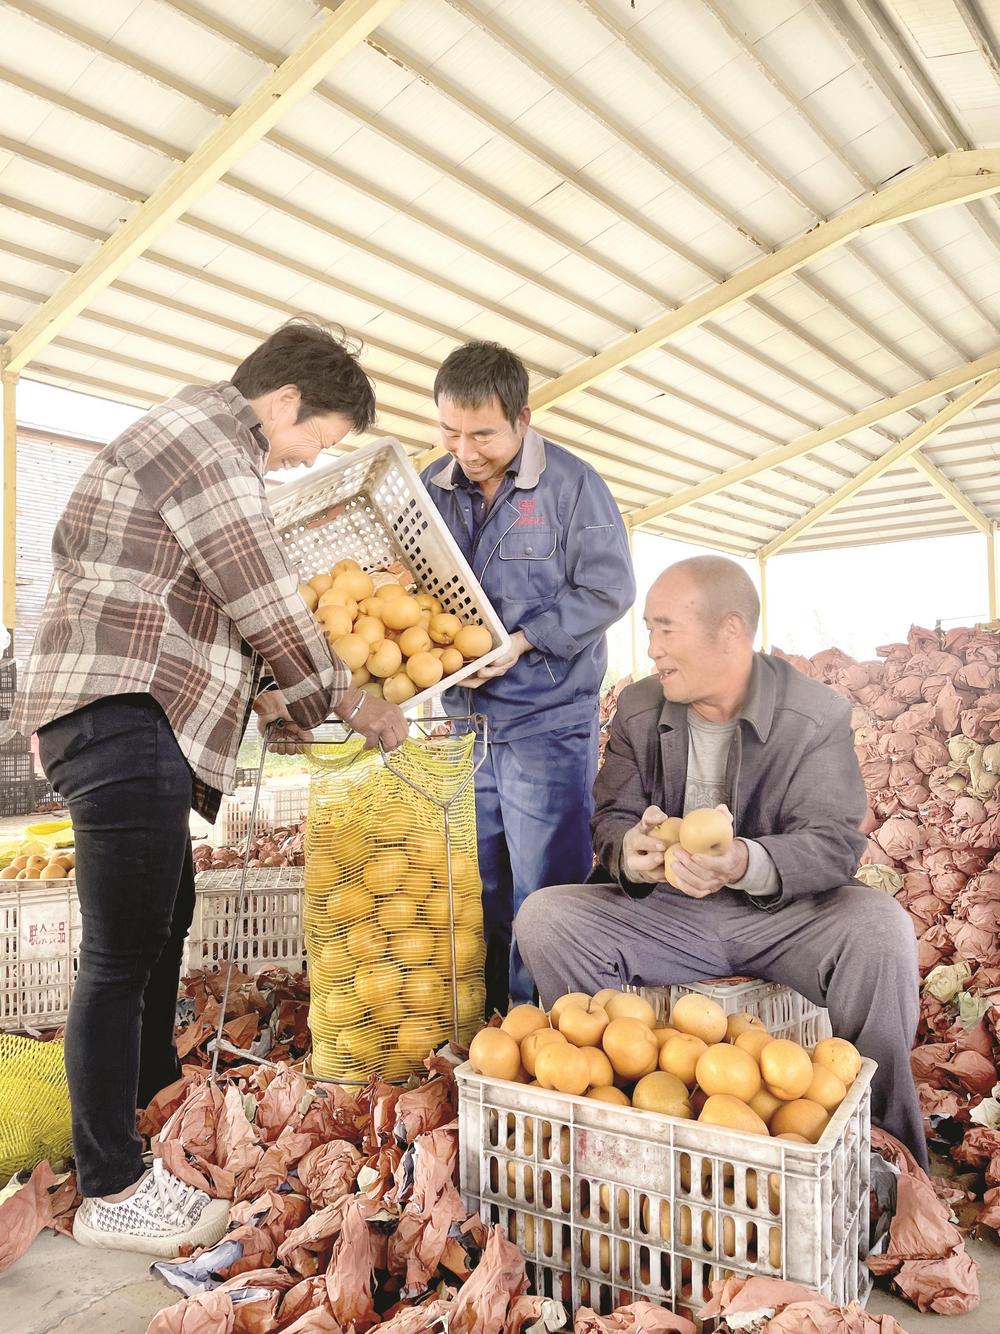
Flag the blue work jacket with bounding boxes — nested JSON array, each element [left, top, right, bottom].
[[420, 428, 635, 741]]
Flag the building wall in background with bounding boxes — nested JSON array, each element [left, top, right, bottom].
[[15, 429, 99, 661]]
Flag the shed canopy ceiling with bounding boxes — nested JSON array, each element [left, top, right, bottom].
[[3, 0, 1000, 556]]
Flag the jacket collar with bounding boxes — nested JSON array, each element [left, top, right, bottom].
[[178, 381, 269, 463], [220, 382, 270, 459], [656, 652, 775, 743], [429, 425, 547, 491]]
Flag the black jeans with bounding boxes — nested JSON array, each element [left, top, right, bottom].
[[38, 694, 195, 1198]]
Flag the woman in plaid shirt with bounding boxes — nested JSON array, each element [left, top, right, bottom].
[[12, 321, 407, 1256]]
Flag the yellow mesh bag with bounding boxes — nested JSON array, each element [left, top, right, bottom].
[[304, 732, 485, 1082], [0, 1035, 73, 1179]]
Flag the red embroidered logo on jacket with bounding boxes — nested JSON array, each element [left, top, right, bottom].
[[516, 498, 543, 525]]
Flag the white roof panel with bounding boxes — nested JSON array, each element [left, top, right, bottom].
[[2, 0, 1000, 557]]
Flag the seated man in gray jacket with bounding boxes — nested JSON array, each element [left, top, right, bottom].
[[515, 555, 926, 1167]]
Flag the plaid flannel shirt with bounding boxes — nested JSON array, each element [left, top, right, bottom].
[[12, 381, 350, 820]]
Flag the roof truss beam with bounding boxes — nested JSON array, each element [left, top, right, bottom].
[[757, 371, 1000, 557], [627, 350, 1000, 529], [909, 452, 992, 534], [530, 150, 1000, 415], [8, 2, 972, 453], [0, 0, 402, 375]]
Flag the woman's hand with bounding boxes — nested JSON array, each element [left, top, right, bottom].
[[252, 689, 314, 753], [334, 689, 408, 751]]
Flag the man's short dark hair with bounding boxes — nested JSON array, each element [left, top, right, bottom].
[[433, 341, 529, 429], [232, 319, 376, 433]]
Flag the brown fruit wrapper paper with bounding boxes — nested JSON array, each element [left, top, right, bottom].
[[323, 1199, 378, 1330], [146, 1288, 237, 1334], [868, 1129, 980, 1315], [0, 1160, 61, 1274], [395, 1075, 457, 1144], [376, 1296, 457, 1333], [276, 1197, 351, 1278], [387, 1123, 468, 1291], [295, 1140, 364, 1211], [763, 1301, 910, 1332], [574, 1300, 696, 1333], [449, 1226, 529, 1334]]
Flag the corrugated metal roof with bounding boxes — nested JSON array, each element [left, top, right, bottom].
[[2, 0, 1000, 556]]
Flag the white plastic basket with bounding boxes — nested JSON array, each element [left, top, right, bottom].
[[457, 1058, 874, 1323], [268, 438, 510, 708], [628, 979, 833, 1049], [0, 879, 80, 1031], [186, 867, 305, 972]]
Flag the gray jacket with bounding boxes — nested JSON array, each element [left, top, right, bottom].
[[593, 652, 867, 904]]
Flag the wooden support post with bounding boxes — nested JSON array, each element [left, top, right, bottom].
[[2, 371, 16, 640], [988, 524, 998, 623], [757, 552, 769, 652], [627, 524, 642, 680]]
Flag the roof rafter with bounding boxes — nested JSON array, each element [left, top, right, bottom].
[[0, 0, 402, 375], [430, 0, 983, 394], [18, 0, 921, 460], [0, 103, 857, 485], [354, 10, 966, 403]]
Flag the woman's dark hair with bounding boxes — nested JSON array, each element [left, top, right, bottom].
[[433, 341, 529, 428], [232, 319, 376, 432]]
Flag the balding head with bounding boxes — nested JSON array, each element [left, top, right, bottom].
[[655, 556, 760, 640], [644, 556, 759, 714]]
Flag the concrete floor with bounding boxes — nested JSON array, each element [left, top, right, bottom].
[[4, 1229, 998, 1333]]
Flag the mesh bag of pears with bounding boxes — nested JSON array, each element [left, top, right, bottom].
[[304, 729, 486, 1082]]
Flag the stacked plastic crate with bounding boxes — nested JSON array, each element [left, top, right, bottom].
[[0, 662, 37, 817]]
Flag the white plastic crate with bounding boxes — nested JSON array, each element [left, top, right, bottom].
[[209, 781, 310, 848], [1, 869, 305, 1030], [457, 1059, 874, 1324], [209, 788, 275, 848], [269, 437, 510, 708], [260, 779, 310, 828], [628, 979, 833, 1049], [187, 867, 305, 972], [208, 779, 309, 843], [0, 879, 80, 1031]]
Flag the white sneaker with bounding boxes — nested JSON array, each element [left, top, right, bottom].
[[72, 1159, 230, 1258]]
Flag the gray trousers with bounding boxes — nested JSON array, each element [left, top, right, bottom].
[[514, 880, 927, 1169]]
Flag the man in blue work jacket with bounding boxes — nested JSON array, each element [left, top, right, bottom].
[[420, 341, 635, 1014]]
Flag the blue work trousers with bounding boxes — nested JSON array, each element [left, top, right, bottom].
[[476, 718, 598, 1013]]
